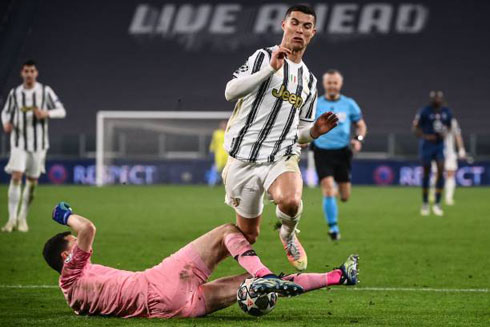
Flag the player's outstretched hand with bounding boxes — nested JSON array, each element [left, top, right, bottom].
[[52, 202, 73, 225], [311, 112, 339, 138], [270, 46, 291, 71]]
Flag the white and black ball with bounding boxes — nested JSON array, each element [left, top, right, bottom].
[[237, 278, 278, 316]]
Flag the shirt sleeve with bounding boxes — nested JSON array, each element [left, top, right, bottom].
[[59, 244, 92, 289], [232, 49, 270, 79], [45, 86, 66, 119], [299, 77, 318, 123], [349, 99, 362, 123], [1, 90, 15, 125]]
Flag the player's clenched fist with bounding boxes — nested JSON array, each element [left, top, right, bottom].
[[52, 202, 73, 225], [270, 46, 292, 71], [311, 111, 339, 139]]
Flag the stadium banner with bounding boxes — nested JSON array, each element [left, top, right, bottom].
[[0, 159, 488, 186], [1, 0, 489, 138]]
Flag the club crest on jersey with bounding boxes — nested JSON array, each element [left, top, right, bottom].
[[272, 85, 304, 109], [231, 197, 241, 207], [64, 252, 73, 263]]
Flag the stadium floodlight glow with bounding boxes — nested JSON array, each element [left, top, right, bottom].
[[96, 111, 231, 186]]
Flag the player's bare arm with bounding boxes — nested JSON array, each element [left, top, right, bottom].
[[351, 119, 367, 152], [67, 215, 96, 253]]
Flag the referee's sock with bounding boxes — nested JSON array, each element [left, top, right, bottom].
[[323, 196, 339, 233]]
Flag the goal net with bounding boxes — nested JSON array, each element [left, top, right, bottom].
[[96, 111, 231, 186]]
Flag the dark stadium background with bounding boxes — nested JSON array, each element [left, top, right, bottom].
[[0, 0, 489, 184]]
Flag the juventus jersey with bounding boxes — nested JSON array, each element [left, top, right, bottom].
[[1, 82, 66, 151], [225, 46, 318, 163]]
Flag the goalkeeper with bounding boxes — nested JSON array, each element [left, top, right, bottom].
[[208, 121, 228, 186], [43, 202, 359, 318]]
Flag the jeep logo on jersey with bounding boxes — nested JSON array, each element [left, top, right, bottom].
[[272, 85, 303, 109], [20, 106, 35, 113]]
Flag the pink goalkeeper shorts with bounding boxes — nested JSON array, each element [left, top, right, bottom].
[[144, 243, 212, 318]]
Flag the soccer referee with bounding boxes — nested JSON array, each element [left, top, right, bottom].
[[312, 70, 367, 240]]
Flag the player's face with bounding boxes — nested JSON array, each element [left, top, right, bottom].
[[21, 65, 38, 85], [63, 235, 77, 254], [281, 11, 316, 51], [431, 96, 444, 107], [323, 73, 343, 98]]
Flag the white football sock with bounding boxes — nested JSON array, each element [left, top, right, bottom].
[[8, 180, 21, 223], [429, 171, 436, 202], [277, 201, 303, 241], [18, 179, 36, 222], [445, 176, 456, 202]]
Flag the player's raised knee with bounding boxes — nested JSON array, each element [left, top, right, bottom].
[[242, 230, 259, 244], [279, 197, 302, 217], [220, 223, 239, 235]]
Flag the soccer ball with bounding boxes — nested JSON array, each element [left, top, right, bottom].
[[237, 278, 278, 316]]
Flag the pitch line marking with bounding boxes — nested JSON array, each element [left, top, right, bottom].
[[0, 285, 488, 293], [331, 287, 488, 293]]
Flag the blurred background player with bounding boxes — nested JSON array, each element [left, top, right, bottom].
[[44, 202, 359, 318], [1, 60, 66, 232], [413, 91, 452, 216], [430, 117, 467, 205], [312, 70, 367, 241], [223, 4, 338, 271], [208, 120, 228, 186]]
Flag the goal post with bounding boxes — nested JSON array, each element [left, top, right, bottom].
[[95, 111, 231, 186]]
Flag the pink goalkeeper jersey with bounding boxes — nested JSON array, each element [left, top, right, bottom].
[[59, 245, 149, 317]]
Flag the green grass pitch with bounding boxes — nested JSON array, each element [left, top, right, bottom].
[[0, 185, 489, 326]]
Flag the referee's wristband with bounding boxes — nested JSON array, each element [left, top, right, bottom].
[[353, 135, 364, 143]]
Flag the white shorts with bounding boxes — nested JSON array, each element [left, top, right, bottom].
[[445, 154, 458, 171], [222, 155, 301, 218], [5, 148, 47, 178]]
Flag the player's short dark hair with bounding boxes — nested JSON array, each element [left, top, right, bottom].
[[22, 60, 37, 68], [324, 69, 343, 78], [285, 4, 316, 24], [43, 231, 71, 273]]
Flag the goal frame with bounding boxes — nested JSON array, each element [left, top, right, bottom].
[[96, 111, 231, 186]]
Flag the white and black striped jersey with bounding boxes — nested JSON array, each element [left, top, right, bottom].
[[225, 46, 318, 163], [1, 82, 66, 151]]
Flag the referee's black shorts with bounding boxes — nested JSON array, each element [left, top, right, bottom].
[[312, 144, 353, 183]]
